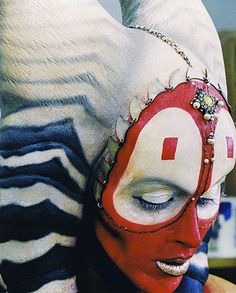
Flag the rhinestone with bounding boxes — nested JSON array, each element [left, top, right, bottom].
[[204, 113, 211, 121], [204, 95, 214, 106], [218, 100, 224, 107], [207, 137, 215, 145], [193, 101, 201, 109], [204, 159, 210, 164], [97, 202, 103, 209]]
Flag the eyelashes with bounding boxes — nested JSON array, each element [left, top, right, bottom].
[[133, 195, 218, 213], [131, 182, 221, 215], [197, 197, 217, 208], [133, 196, 174, 211]]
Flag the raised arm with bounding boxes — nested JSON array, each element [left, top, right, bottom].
[[120, 0, 227, 95]]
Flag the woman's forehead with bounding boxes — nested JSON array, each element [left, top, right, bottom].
[[115, 107, 236, 196], [212, 109, 236, 185]]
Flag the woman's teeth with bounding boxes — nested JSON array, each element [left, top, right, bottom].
[[156, 259, 190, 276]]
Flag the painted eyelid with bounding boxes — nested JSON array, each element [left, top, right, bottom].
[[141, 190, 174, 204], [200, 183, 221, 200], [201, 176, 225, 199]]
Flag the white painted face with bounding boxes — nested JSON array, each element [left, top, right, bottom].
[[212, 109, 236, 185], [112, 107, 236, 226]]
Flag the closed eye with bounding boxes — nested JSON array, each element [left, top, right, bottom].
[[133, 196, 174, 211], [197, 197, 217, 208], [114, 178, 192, 225], [196, 181, 222, 219]]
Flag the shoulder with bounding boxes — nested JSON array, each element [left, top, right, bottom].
[[204, 274, 236, 293]]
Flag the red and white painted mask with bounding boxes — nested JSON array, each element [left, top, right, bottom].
[[95, 80, 236, 293]]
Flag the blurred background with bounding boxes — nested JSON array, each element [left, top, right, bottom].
[[99, 0, 236, 284]]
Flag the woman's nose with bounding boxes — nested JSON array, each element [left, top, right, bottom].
[[168, 202, 202, 248]]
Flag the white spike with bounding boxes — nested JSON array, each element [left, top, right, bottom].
[[115, 116, 130, 141], [130, 95, 147, 120], [148, 78, 165, 100]]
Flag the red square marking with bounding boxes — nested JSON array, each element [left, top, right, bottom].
[[226, 136, 234, 158], [162, 137, 178, 160]]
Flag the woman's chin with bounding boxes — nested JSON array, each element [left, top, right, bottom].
[[132, 271, 183, 293]]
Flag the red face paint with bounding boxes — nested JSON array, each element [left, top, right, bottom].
[[96, 200, 211, 293], [95, 81, 236, 293], [161, 137, 178, 160], [226, 136, 234, 158]]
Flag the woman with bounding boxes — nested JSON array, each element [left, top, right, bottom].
[[77, 77, 236, 292]]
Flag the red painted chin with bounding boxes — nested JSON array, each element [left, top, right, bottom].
[[137, 260, 185, 293], [94, 81, 232, 292], [95, 217, 203, 293], [121, 253, 194, 293], [95, 192, 211, 293], [130, 269, 183, 293]]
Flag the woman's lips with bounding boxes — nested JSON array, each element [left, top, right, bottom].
[[156, 258, 190, 276]]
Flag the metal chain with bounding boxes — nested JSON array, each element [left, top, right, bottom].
[[129, 25, 192, 67]]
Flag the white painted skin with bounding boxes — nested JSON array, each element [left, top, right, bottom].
[[212, 109, 236, 185], [0, 234, 76, 264], [113, 108, 234, 225], [119, 0, 227, 96], [1, 0, 226, 131], [0, 0, 229, 291]]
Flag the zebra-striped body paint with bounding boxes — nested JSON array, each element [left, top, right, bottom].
[[0, 0, 227, 292], [0, 0, 125, 291]]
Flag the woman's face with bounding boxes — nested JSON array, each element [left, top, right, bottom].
[[95, 81, 236, 293]]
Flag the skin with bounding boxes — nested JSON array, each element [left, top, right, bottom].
[[205, 275, 236, 292], [0, 0, 231, 291], [96, 82, 236, 293]]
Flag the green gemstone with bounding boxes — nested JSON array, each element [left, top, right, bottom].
[[204, 95, 214, 106]]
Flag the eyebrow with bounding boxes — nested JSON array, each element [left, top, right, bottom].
[[125, 177, 189, 195]]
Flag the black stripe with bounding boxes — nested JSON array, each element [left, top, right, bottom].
[[0, 200, 80, 242], [0, 245, 76, 293], [1, 52, 111, 67], [0, 118, 90, 176], [1, 92, 107, 125], [1, 72, 100, 87], [0, 158, 84, 202], [1, 141, 87, 180], [0, 32, 119, 50]]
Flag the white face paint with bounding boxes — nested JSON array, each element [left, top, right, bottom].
[[197, 180, 222, 220], [211, 109, 236, 186], [112, 107, 236, 225]]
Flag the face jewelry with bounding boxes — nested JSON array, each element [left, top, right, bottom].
[[94, 78, 236, 293], [129, 25, 192, 67], [94, 26, 235, 293]]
